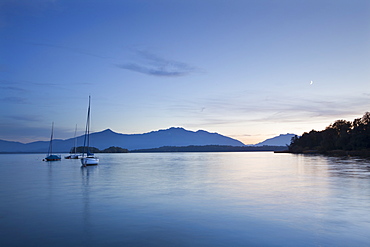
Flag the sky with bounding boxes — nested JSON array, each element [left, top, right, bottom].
[[1, 0, 369, 144]]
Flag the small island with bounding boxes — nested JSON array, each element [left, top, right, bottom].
[[73, 146, 129, 153]]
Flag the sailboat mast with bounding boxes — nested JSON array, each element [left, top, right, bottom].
[[83, 96, 91, 155], [80, 95, 98, 166], [87, 96, 91, 152], [73, 124, 77, 154], [48, 122, 54, 156]]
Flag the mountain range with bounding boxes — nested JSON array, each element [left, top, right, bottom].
[[254, 133, 296, 146], [0, 127, 295, 153]]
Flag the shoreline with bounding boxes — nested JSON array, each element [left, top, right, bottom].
[[0, 145, 287, 154], [274, 149, 370, 158]]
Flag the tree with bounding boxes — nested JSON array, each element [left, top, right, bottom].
[[288, 112, 370, 153], [331, 120, 351, 150]]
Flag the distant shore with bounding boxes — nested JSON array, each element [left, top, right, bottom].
[[130, 145, 287, 153], [0, 145, 287, 154]]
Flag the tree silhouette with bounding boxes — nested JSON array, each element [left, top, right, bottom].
[[289, 112, 370, 153]]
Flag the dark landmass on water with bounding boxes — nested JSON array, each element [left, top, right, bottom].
[[76, 145, 287, 153], [0, 145, 286, 154], [282, 112, 370, 158], [73, 146, 129, 153], [77, 145, 287, 153], [130, 145, 287, 153]]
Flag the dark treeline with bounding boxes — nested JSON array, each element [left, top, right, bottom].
[[289, 112, 370, 154], [72, 146, 129, 153], [71, 145, 287, 153], [131, 145, 287, 153]]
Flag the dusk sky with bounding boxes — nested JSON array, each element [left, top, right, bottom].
[[1, 0, 369, 144]]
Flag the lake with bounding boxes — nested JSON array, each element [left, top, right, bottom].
[[0, 152, 369, 246]]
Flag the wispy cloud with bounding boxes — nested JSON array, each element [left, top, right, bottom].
[[0, 117, 74, 143], [0, 123, 53, 143], [0, 1, 59, 30], [1, 79, 68, 98], [164, 92, 370, 131], [28, 42, 109, 59], [0, 96, 27, 104], [0, 85, 27, 92], [118, 63, 190, 77], [8, 114, 41, 122], [117, 50, 199, 77]]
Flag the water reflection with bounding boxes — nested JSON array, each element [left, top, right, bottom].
[[326, 156, 370, 179], [296, 154, 370, 179], [80, 166, 99, 243], [1, 153, 370, 246]]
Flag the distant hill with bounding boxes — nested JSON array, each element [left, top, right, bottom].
[[0, 127, 245, 152], [0, 128, 295, 153], [254, 133, 297, 147], [0, 140, 25, 152], [86, 127, 247, 150]]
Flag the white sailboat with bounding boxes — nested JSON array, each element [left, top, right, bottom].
[[65, 124, 80, 159], [81, 96, 99, 166]]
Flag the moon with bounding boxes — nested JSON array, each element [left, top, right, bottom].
[[310, 80, 314, 85]]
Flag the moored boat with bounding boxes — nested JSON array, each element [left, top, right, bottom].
[[81, 96, 99, 166], [45, 154, 62, 161], [65, 124, 80, 159], [44, 122, 61, 161], [81, 155, 99, 166], [65, 154, 80, 159]]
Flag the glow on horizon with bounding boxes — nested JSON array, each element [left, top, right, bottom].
[[0, 0, 369, 144]]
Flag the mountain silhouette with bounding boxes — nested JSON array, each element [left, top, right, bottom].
[[0, 127, 245, 152], [87, 127, 245, 150], [254, 133, 296, 146], [0, 128, 297, 153]]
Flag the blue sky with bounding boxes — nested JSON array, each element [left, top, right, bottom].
[[1, 0, 369, 144]]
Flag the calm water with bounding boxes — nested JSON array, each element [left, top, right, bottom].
[[0, 152, 369, 247]]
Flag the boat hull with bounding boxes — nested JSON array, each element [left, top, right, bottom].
[[44, 155, 61, 161], [81, 157, 99, 166], [65, 154, 80, 159]]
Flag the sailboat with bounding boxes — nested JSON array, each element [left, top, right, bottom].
[[65, 124, 80, 159], [44, 122, 61, 161], [81, 96, 99, 166]]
